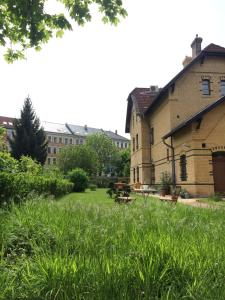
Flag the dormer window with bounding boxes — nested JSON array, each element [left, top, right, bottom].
[[202, 79, 210, 95], [220, 80, 225, 96]]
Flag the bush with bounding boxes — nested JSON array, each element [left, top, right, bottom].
[[159, 171, 172, 194], [0, 172, 73, 206], [68, 168, 89, 192], [209, 193, 223, 202], [89, 184, 97, 191], [89, 176, 129, 188], [18, 156, 42, 175], [0, 152, 18, 173]]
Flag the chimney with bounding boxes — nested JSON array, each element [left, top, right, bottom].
[[84, 125, 88, 131], [115, 130, 118, 135], [191, 34, 203, 58], [149, 85, 159, 93]]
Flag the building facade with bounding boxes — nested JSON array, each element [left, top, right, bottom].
[[44, 122, 130, 165], [125, 36, 225, 196], [0, 118, 130, 165]]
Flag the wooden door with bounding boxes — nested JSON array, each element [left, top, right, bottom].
[[212, 152, 225, 194]]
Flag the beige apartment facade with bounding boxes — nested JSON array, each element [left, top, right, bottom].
[[0, 118, 130, 165], [126, 36, 225, 196]]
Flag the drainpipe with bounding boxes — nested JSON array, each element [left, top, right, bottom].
[[162, 136, 176, 188]]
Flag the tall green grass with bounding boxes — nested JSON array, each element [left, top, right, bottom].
[[0, 190, 225, 299]]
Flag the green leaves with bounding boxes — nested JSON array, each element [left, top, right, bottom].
[[9, 97, 48, 165], [0, 0, 127, 62]]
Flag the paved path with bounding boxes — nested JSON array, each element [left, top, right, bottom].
[[178, 199, 215, 209], [153, 194, 218, 209]]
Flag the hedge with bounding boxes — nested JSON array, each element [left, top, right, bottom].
[[0, 172, 73, 205], [89, 176, 129, 188]]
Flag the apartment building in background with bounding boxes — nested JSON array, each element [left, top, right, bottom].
[[0, 117, 130, 165]]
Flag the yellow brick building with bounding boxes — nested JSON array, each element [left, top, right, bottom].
[[125, 36, 225, 196]]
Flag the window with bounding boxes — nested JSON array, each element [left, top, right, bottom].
[[151, 164, 155, 184], [47, 147, 51, 154], [150, 128, 154, 145], [202, 79, 210, 95], [136, 134, 139, 150], [180, 154, 187, 181], [137, 166, 139, 182], [124, 143, 127, 148], [133, 137, 135, 152], [59, 137, 62, 143], [76, 139, 79, 145], [121, 143, 123, 149], [53, 137, 57, 143], [80, 139, 83, 144], [47, 158, 51, 165], [117, 141, 120, 148], [65, 138, 68, 145], [53, 158, 56, 165], [221, 80, 225, 96], [53, 147, 57, 154], [167, 148, 170, 161], [70, 138, 73, 144], [48, 136, 51, 142], [133, 168, 136, 183]]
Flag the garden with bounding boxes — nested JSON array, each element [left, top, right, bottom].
[[1, 188, 225, 299], [1, 102, 225, 299]]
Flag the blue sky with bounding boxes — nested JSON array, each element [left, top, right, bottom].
[[0, 0, 225, 137]]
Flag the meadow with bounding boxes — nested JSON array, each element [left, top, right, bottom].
[[0, 189, 225, 299]]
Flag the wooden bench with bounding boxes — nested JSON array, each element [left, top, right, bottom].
[[116, 196, 134, 204]]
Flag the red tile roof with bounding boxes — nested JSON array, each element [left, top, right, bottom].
[[203, 43, 225, 53], [131, 88, 160, 114], [0, 116, 15, 128]]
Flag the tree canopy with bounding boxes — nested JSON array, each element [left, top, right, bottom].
[[0, 126, 7, 151], [9, 97, 48, 165], [0, 0, 127, 62], [57, 144, 98, 175], [85, 132, 118, 175], [115, 148, 130, 177]]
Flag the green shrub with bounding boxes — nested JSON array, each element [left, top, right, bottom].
[[159, 171, 172, 194], [209, 193, 223, 202], [68, 168, 89, 192], [0, 172, 73, 206], [18, 156, 42, 175], [89, 176, 129, 188], [89, 184, 97, 191], [0, 152, 18, 173]]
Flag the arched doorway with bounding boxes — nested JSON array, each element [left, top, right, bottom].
[[212, 151, 225, 194]]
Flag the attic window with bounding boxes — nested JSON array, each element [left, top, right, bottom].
[[202, 79, 210, 95]]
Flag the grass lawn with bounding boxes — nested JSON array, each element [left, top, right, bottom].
[[1, 189, 225, 299]]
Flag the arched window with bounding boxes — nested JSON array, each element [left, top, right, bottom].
[[180, 154, 187, 181]]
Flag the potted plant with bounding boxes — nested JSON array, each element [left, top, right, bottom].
[[159, 171, 172, 196]]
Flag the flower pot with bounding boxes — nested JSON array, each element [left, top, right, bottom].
[[160, 189, 166, 197]]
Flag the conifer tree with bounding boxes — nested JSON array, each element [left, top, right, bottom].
[[10, 97, 48, 165]]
